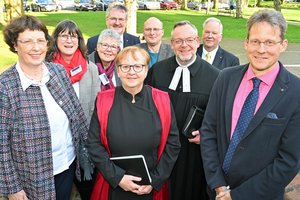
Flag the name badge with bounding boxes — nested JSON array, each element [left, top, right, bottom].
[[70, 65, 82, 77], [99, 73, 110, 85]]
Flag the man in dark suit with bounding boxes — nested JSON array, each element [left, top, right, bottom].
[[86, 3, 140, 54], [197, 17, 239, 70], [201, 9, 300, 200], [136, 17, 174, 68]]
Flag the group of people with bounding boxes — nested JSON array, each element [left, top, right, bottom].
[[1, 2, 300, 200]]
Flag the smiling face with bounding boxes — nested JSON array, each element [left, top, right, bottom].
[[244, 21, 288, 76], [143, 18, 164, 47], [56, 30, 79, 60], [106, 8, 127, 35], [171, 24, 200, 65], [15, 29, 48, 69], [202, 20, 222, 52], [97, 36, 120, 68], [116, 48, 148, 95]]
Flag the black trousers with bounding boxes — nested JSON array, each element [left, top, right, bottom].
[[73, 168, 97, 200], [54, 161, 76, 200]]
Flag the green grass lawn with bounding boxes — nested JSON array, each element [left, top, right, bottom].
[[1, 8, 300, 72]]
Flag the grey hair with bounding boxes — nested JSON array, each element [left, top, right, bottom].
[[97, 29, 121, 44], [203, 17, 223, 34], [247, 9, 287, 40], [106, 2, 128, 20], [171, 20, 198, 38]]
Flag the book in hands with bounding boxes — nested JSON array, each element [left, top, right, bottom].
[[182, 105, 205, 138], [110, 155, 152, 185]]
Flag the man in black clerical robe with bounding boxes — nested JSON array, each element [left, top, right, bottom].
[[145, 21, 219, 200]]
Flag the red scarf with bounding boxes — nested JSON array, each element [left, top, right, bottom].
[[91, 87, 171, 200], [52, 49, 87, 84]]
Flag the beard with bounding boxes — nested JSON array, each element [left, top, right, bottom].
[[177, 53, 195, 66]]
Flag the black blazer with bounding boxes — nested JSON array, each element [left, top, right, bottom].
[[86, 32, 140, 54], [197, 44, 240, 70], [201, 63, 300, 200]]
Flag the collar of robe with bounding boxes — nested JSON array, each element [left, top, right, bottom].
[[168, 56, 197, 92]]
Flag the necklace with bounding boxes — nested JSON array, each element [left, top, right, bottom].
[[23, 68, 43, 83]]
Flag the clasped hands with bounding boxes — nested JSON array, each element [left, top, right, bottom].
[[119, 174, 153, 195]]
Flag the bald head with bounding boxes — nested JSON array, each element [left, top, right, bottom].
[[144, 17, 163, 28], [143, 17, 164, 47]]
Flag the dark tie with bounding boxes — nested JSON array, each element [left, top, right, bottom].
[[222, 77, 261, 175]]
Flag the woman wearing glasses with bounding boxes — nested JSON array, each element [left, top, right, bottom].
[[88, 29, 121, 91], [46, 20, 100, 200], [1, 16, 89, 199], [87, 46, 181, 200]]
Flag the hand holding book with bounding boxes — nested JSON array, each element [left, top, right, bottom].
[[182, 105, 205, 138], [110, 155, 152, 185]]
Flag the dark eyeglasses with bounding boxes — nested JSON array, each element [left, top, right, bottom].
[[118, 64, 146, 73]]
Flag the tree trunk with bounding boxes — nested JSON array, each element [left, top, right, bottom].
[[3, 0, 23, 22], [180, 0, 187, 10], [235, 0, 243, 18], [256, 0, 261, 7], [274, 0, 281, 12], [206, 0, 211, 14], [0, 0, 5, 25], [124, 0, 137, 35], [213, 0, 217, 9]]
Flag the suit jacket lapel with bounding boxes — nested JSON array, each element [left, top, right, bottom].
[[242, 64, 290, 139], [158, 43, 167, 61], [123, 33, 128, 48], [225, 65, 248, 142], [212, 48, 223, 67]]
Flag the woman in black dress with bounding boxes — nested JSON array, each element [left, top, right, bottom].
[[87, 46, 181, 200]]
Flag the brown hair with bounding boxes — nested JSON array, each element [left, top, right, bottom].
[[46, 20, 87, 61], [3, 15, 51, 53]]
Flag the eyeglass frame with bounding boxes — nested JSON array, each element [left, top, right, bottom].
[[58, 34, 79, 42], [171, 37, 198, 46], [118, 64, 146, 73], [97, 42, 120, 51], [107, 17, 126, 23], [247, 39, 282, 47], [17, 39, 48, 47]]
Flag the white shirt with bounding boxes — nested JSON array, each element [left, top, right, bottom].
[[119, 33, 124, 50], [16, 63, 75, 175], [202, 46, 219, 64]]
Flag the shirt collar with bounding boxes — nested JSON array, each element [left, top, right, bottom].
[[16, 62, 50, 91], [202, 46, 219, 60], [245, 62, 280, 86]]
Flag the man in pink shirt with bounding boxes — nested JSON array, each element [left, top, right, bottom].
[[201, 9, 300, 200]]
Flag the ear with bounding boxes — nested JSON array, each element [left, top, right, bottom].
[[244, 39, 248, 51], [14, 43, 18, 52], [280, 39, 288, 53]]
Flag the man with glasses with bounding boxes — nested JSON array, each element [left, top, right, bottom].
[[146, 21, 219, 200], [87, 3, 140, 54], [197, 17, 240, 70], [136, 17, 174, 68], [201, 9, 300, 200]]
